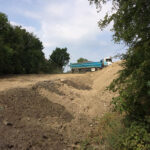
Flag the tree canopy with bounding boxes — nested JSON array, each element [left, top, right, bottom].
[[77, 57, 88, 63], [0, 12, 47, 74], [49, 47, 70, 72], [0, 12, 71, 74]]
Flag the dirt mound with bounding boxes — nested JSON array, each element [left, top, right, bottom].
[[92, 61, 122, 90], [0, 61, 122, 150], [0, 88, 73, 150]]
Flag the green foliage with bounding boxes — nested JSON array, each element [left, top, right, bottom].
[[77, 57, 88, 63], [117, 122, 150, 150], [0, 12, 64, 74], [49, 47, 70, 72], [89, 0, 150, 149], [110, 41, 150, 120], [81, 113, 150, 150], [90, 0, 150, 44]]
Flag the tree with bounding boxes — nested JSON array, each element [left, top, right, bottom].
[[90, 0, 150, 149], [0, 12, 50, 74], [49, 47, 70, 72], [77, 57, 88, 63], [0, 12, 14, 73]]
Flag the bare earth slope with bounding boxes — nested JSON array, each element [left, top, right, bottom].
[[0, 61, 121, 150]]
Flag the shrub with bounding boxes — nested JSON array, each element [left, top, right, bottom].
[[117, 122, 150, 150], [80, 113, 150, 150]]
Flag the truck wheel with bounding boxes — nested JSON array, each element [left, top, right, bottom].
[[71, 69, 74, 73]]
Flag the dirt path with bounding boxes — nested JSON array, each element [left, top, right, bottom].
[[0, 61, 121, 150]]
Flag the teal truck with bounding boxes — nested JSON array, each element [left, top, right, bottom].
[[70, 57, 112, 73]]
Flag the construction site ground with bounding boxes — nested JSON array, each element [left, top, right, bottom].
[[0, 61, 121, 150]]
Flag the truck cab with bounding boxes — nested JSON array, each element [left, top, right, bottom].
[[100, 57, 112, 67]]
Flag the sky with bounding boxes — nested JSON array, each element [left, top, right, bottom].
[[0, 0, 125, 70]]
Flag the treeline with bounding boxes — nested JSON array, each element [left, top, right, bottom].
[[0, 12, 70, 74]]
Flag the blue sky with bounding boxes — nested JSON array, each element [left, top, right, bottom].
[[0, 0, 125, 66]]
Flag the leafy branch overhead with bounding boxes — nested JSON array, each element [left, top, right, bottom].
[[90, 0, 150, 44], [89, 0, 150, 149]]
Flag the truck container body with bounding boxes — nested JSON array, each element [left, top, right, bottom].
[[70, 57, 112, 72], [70, 62, 102, 69]]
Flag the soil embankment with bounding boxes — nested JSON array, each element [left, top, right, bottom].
[[0, 61, 121, 150]]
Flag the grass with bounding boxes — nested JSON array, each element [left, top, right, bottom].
[[79, 112, 124, 150]]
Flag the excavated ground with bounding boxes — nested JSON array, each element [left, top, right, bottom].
[[0, 61, 121, 150]]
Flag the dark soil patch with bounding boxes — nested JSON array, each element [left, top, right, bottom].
[[33, 81, 65, 96], [0, 88, 73, 150], [62, 80, 91, 90]]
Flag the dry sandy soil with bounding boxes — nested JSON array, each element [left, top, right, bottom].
[[0, 61, 121, 150]]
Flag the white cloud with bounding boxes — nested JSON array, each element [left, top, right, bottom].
[[7, 0, 121, 61], [35, 0, 113, 49], [21, 1, 112, 39]]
